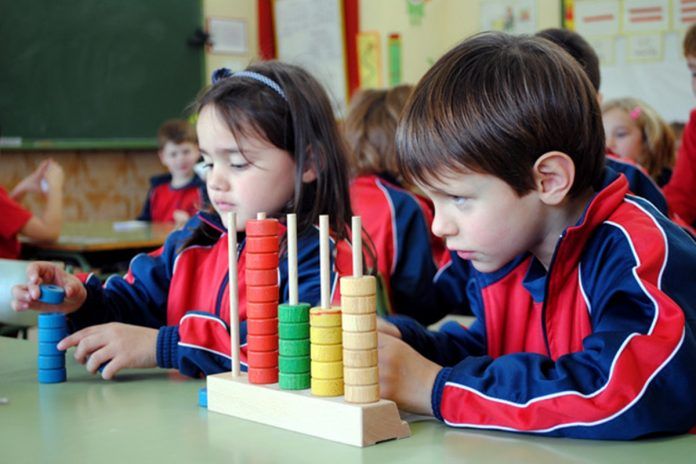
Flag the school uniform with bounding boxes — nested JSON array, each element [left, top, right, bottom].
[[390, 169, 696, 439], [0, 187, 32, 259], [137, 174, 205, 223], [342, 174, 446, 324], [68, 212, 334, 378]]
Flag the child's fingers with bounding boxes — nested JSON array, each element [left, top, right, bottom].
[[85, 350, 112, 375], [99, 358, 121, 380], [62, 330, 102, 363]]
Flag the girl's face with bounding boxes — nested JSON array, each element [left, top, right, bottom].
[[196, 105, 297, 231], [603, 107, 645, 164]]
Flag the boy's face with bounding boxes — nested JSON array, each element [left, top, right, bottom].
[[420, 170, 545, 273], [159, 141, 199, 179], [602, 108, 644, 164], [688, 55, 696, 96]]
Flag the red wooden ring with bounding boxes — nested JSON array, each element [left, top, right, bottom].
[[246, 236, 279, 253], [246, 302, 278, 319], [246, 219, 279, 237], [246, 350, 279, 369], [246, 334, 279, 352], [246, 285, 279, 303], [246, 252, 279, 270], [248, 366, 279, 384], [246, 317, 279, 335], [245, 269, 278, 286]]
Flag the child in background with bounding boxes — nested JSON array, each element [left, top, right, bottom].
[[137, 119, 204, 226], [377, 33, 696, 439], [343, 86, 446, 325], [664, 23, 696, 224], [1, 159, 64, 259], [11, 61, 353, 379], [602, 97, 675, 186], [535, 28, 671, 216]]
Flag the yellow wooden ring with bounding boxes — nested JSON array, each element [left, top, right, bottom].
[[311, 377, 344, 397], [309, 307, 342, 327], [310, 360, 343, 379], [310, 343, 342, 362], [310, 326, 342, 344]]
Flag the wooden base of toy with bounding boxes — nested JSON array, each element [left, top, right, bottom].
[[207, 372, 411, 447]]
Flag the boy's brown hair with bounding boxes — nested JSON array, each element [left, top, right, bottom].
[[344, 85, 413, 183], [684, 24, 696, 57], [536, 28, 600, 92], [396, 32, 605, 198], [157, 119, 197, 150]]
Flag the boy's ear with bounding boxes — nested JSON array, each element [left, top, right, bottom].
[[532, 151, 575, 206]]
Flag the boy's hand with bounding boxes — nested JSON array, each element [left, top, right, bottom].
[[10, 160, 50, 198], [378, 332, 441, 416], [377, 317, 402, 338], [57, 323, 158, 380], [11, 262, 86, 314]]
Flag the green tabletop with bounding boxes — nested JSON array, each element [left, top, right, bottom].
[[1, 336, 694, 463]]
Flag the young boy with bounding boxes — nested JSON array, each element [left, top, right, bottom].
[[378, 32, 696, 439], [137, 119, 204, 225], [664, 24, 696, 225]]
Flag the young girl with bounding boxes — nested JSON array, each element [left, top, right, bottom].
[[11, 61, 353, 379], [602, 97, 675, 186], [342, 86, 447, 325]]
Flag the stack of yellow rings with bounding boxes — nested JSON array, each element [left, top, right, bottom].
[[309, 307, 344, 396]]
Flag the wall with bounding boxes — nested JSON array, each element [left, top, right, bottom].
[[0, 0, 257, 222], [360, 0, 562, 86]]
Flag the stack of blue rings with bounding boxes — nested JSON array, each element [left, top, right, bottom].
[[37, 285, 67, 384]]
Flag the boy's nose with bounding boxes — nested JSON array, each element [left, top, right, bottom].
[[431, 211, 457, 239]]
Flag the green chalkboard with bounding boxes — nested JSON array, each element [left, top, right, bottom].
[[0, 0, 205, 149]]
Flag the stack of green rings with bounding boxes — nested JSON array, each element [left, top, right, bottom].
[[278, 302, 311, 389]]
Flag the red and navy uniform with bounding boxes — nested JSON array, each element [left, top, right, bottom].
[[665, 109, 696, 224], [389, 169, 696, 439], [340, 175, 447, 324], [0, 186, 32, 259], [605, 153, 669, 215], [137, 174, 205, 223], [68, 211, 337, 378]]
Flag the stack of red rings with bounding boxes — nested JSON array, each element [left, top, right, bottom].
[[245, 218, 280, 384]]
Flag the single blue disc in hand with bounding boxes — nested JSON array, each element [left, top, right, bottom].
[[38, 284, 65, 305]]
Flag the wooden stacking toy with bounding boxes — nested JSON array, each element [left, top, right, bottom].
[[206, 213, 410, 447]]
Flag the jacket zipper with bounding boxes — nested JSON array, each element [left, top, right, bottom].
[[539, 231, 566, 358]]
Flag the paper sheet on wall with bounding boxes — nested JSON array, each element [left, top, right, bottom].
[[621, 0, 669, 34], [479, 0, 537, 35], [357, 32, 382, 89], [673, 0, 696, 30]]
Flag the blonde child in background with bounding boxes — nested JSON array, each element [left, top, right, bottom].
[[137, 119, 205, 227], [602, 97, 675, 186], [1, 159, 64, 259], [11, 61, 353, 380], [343, 85, 447, 325]]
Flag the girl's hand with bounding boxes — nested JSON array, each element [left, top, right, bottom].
[[172, 209, 190, 228], [378, 332, 441, 416], [57, 323, 158, 380], [11, 262, 86, 314], [43, 160, 65, 192]]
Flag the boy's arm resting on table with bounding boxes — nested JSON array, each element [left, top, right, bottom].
[[418, 229, 696, 439]]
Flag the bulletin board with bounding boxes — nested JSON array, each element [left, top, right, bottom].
[[0, 0, 205, 150], [567, 0, 694, 122], [273, 0, 349, 116]]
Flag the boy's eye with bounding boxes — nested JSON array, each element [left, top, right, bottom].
[[451, 196, 470, 206]]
